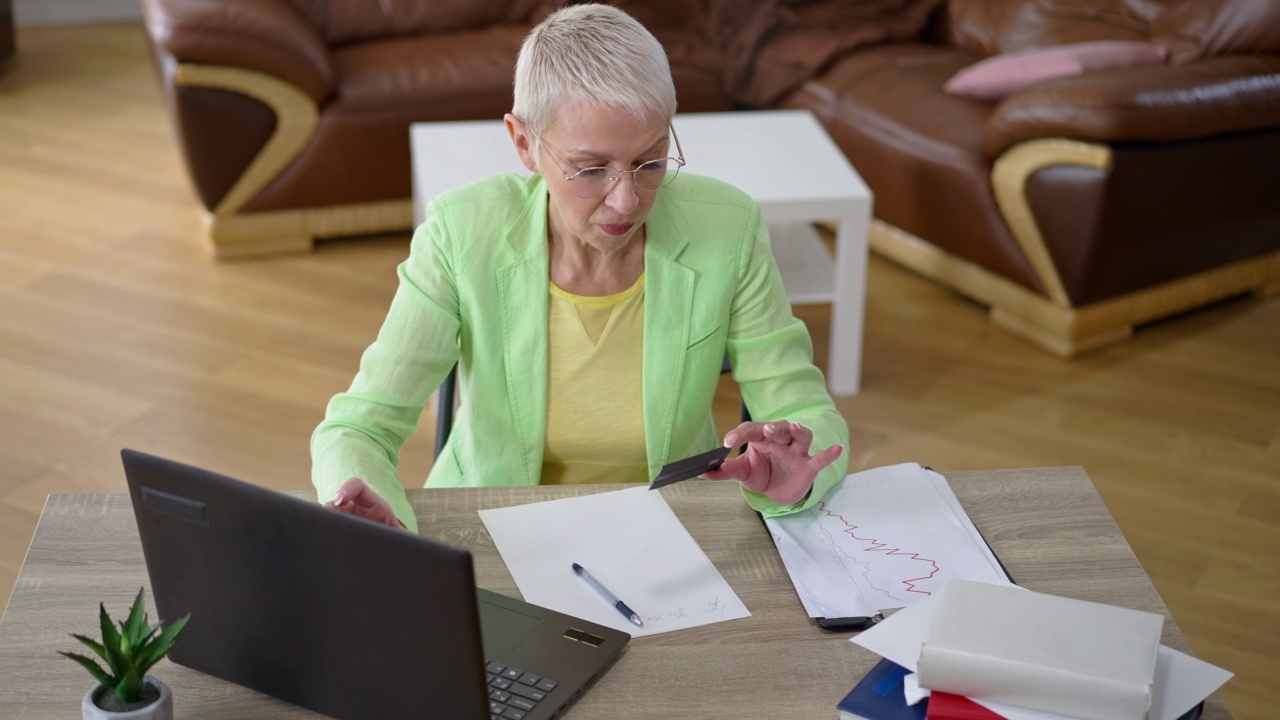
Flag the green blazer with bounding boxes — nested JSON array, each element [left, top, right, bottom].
[[312, 172, 849, 532]]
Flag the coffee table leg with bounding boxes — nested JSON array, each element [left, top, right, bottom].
[[830, 203, 870, 395]]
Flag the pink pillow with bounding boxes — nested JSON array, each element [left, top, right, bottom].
[[945, 41, 1170, 102]]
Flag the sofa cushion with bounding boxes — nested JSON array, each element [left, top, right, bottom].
[[706, 0, 943, 107], [143, 0, 334, 103], [1151, 0, 1280, 62], [983, 54, 1280, 156], [281, 0, 563, 46], [938, 0, 1158, 57], [944, 41, 1169, 101], [327, 26, 528, 114], [661, 31, 738, 112], [242, 26, 530, 211], [782, 43, 1046, 295], [612, 0, 736, 112]]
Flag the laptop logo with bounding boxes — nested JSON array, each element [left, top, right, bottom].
[[562, 628, 606, 647], [142, 486, 210, 527]]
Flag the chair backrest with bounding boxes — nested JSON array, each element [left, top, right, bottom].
[[434, 365, 458, 459]]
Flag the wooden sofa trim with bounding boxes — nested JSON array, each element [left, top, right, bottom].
[[174, 63, 417, 257], [203, 199, 415, 259], [174, 63, 319, 217], [869, 220, 1280, 358], [990, 138, 1113, 309]]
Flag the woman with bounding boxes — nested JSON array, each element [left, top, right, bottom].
[[313, 4, 848, 533]]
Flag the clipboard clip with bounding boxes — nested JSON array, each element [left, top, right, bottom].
[[816, 613, 885, 632]]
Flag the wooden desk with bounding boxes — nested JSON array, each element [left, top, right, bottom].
[[0, 468, 1231, 718]]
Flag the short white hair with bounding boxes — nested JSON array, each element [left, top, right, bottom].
[[513, 4, 677, 138]]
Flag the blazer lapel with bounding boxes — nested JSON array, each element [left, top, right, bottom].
[[496, 178, 550, 485], [642, 190, 694, 475]]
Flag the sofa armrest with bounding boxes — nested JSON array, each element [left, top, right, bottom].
[[141, 0, 333, 104], [983, 55, 1280, 156]]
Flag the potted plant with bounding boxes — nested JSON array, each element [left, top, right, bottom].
[[60, 587, 189, 720]]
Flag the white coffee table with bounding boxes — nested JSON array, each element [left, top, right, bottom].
[[410, 110, 872, 395]]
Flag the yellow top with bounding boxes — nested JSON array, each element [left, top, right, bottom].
[[542, 274, 648, 485]]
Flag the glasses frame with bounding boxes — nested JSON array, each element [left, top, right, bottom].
[[534, 124, 686, 199]]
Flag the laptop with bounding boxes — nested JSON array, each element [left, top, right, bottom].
[[121, 449, 630, 720]]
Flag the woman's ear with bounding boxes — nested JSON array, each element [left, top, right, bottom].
[[505, 114, 540, 174]]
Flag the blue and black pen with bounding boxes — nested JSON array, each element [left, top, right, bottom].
[[571, 562, 643, 628]]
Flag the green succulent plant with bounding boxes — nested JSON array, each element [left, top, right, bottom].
[[60, 587, 189, 704]]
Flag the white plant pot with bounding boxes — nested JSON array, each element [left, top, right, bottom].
[[81, 676, 173, 720]]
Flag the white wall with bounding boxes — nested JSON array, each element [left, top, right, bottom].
[[14, 0, 141, 25]]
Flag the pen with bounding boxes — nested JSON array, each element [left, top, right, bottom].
[[571, 562, 643, 628]]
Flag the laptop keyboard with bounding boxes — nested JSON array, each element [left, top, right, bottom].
[[486, 661, 559, 720]]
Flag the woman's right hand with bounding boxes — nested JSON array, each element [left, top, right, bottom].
[[323, 477, 404, 530]]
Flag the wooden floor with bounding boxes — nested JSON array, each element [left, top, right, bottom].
[[2, 24, 1277, 719]]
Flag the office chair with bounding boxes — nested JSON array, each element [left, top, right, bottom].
[[432, 358, 751, 459], [434, 365, 459, 459]]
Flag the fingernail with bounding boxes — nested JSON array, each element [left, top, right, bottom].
[[333, 491, 345, 506]]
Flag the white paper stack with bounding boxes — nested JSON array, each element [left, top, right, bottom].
[[918, 580, 1162, 720], [852, 578, 1235, 720]]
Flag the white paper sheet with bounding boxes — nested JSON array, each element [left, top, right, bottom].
[[478, 486, 749, 637], [764, 463, 1009, 617], [852, 578, 1233, 720]]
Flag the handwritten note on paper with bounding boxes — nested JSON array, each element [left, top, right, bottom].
[[764, 463, 1009, 618], [478, 486, 749, 637]]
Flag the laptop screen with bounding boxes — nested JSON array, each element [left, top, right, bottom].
[[121, 449, 628, 720]]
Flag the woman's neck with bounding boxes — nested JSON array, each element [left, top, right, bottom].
[[548, 225, 646, 296]]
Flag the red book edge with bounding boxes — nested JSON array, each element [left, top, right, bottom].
[[925, 692, 1007, 720]]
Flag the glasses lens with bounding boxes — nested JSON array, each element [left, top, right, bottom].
[[661, 158, 681, 188], [635, 159, 678, 191], [572, 167, 612, 199]]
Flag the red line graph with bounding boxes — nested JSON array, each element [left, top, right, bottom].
[[816, 501, 941, 601]]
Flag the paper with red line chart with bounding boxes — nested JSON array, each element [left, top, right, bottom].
[[764, 463, 1010, 618]]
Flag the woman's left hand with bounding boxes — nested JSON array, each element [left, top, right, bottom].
[[701, 421, 845, 505]]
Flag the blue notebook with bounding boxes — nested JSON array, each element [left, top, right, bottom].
[[837, 658, 927, 720]]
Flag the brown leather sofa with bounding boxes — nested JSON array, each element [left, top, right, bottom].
[[138, 0, 737, 258], [141, 0, 1280, 356], [781, 0, 1280, 356]]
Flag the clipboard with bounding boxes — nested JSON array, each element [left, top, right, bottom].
[[754, 466, 1016, 632]]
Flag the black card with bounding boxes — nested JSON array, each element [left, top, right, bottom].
[[649, 446, 733, 490]]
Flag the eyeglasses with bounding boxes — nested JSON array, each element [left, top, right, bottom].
[[535, 125, 686, 199]]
